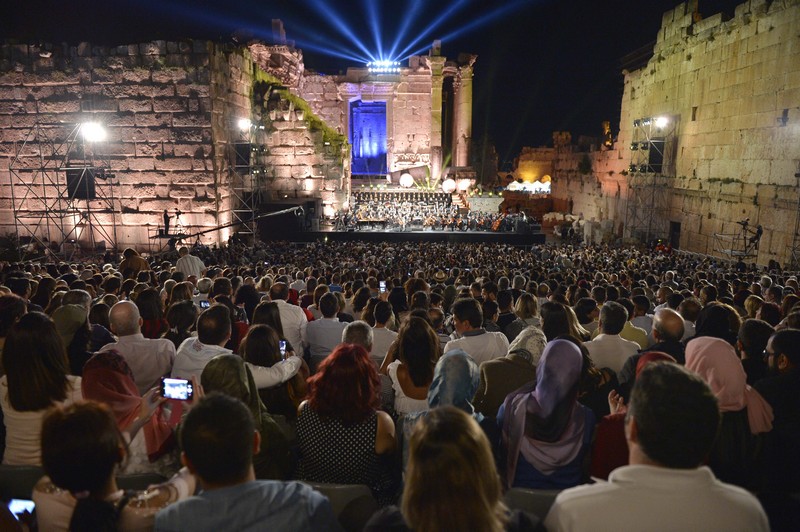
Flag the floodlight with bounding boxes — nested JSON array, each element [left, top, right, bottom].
[[237, 118, 252, 131], [399, 173, 414, 188], [442, 178, 456, 193], [81, 122, 106, 142], [655, 116, 669, 128], [457, 179, 470, 191]]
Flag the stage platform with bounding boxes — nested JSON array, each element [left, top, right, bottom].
[[271, 228, 545, 246]]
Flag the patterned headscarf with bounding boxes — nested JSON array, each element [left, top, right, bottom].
[[82, 350, 175, 461], [502, 339, 585, 486]]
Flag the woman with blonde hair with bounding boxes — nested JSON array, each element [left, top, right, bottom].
[[503, 292, 541, 342], [365, 406, 542, 531]]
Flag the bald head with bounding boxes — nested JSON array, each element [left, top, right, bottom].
[[653, 308, 684, 343], [109, 300, 142, 336]]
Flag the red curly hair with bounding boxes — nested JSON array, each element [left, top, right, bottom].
[[307, 343, 381, 424]]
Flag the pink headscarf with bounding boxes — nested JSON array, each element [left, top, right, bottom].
[[82, 351, 177, 461], [685, 336, 773, 434]]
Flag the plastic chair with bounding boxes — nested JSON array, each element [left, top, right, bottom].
[[304, 482, 378, 532], [0, 465, 45, 500], [504, 488, 561, 520]]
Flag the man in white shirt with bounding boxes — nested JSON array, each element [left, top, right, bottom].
[[584, 301, 640, 374], [545, 363, 769, 532], [444, 298, 509, 366], [173, 305, 302, 387], [289, 271, 306, 293], [175, 246, 206, 280], [100, 301, 175, 395], [305, 293, 347, 372], [269, 282, 307, 352], [371, 300, 397, 366]]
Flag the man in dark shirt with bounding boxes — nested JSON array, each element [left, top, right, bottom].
[[754, 329, 800, 495]]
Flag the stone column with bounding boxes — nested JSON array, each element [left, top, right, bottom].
[[454, 55, 476, 168], [429, 56, 446, 178]]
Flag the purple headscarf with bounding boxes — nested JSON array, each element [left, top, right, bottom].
[[502, 339, 585, 487]]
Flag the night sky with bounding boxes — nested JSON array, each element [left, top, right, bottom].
[[1, 0, 743, 163]]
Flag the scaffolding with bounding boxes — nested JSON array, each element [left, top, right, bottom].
[[9, 122, 118, 260], [624, 116, 677, 245]]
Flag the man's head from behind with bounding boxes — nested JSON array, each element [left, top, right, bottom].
[[766, 328, 800, 374], [627, 362, 719, 469], [197, 305, 232, 346], [599, 301, 627, 335], [180, 394, 257, 487], [342, 320, 373, 353], [652, 308, 685, 343]]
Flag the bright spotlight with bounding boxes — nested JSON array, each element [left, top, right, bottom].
[[442, 178, 457, 194], [81, 122, 106, 142], [457, 179, 470, 191], [237, 118, 252, 131], [655, 116, 669, 128], [399, 173, 414, 188]]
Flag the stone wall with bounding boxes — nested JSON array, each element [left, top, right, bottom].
[[550, 0, 800, 265], [0, 40, 220, 250], [514, 146, 554, 182], [0, 40, 349, 252]]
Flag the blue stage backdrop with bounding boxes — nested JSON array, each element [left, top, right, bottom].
[[350, 100, 387, 175]]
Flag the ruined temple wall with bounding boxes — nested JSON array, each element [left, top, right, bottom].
[[620, 0, 800, 263], [514, 147, 555, 182], [551, 0, 800, 264], [388, 71, 433, 171], [0, 41, 220, 250], [0, 41, 350, 251]]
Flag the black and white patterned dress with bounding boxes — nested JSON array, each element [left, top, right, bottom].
[[296, 404, 396, 505]]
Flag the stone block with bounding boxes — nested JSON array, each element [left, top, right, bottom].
[[135, 112, 171, 127], [121, 69, 152, 84], [152, 97, 185, 113], [155, 157, 194, 171]]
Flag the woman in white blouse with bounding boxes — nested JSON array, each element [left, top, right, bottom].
[[1, 312, 82, 465]]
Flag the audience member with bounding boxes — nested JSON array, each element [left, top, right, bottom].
[[155, 394, 339, 531], [545, 363, 769, 532]]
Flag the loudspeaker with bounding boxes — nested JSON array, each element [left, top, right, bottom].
[[66, 168, 96, 200], [234, 142, 251, 168]]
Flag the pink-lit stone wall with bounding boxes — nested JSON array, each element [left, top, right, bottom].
[[0, 40, 349, 252]]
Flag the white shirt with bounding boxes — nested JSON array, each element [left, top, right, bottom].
[[443, 329, 509, 366], [1, 375, 82, 465], [371, 327, 398, 365], [306, 317, 347, 365], [175, 253, 206, 278], [544, 465, 769, 532], [584, 334, 640, 374], [387, 360, 429, 415], [274, 299, 308, 350], [289, 279, 306, 293], [172, 337, 302, 388], [99, 333, 176, 395]]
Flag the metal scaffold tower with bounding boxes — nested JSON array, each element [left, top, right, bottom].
[[229, 124, 266, 244], [9, 121, 118, 260], [624, 116, 677, 245]]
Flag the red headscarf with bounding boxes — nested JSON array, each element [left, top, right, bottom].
[[82, 350, 175, 461]]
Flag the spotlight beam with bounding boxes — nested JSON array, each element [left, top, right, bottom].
[[387, 0, 424, 60], [400, 0, 535, 60], [394, 0, 471, 60], [364, 0, 383, 59], [307, 0, 376, 61]]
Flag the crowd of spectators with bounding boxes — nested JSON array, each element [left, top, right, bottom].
[[0, 239, 798, 531]]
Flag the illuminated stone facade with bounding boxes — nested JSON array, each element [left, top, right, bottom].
[[550, 0, 800, 265], [0, 33, 476, 252]]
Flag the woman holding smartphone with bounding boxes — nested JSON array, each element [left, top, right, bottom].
[[240, 324, 309, 423]]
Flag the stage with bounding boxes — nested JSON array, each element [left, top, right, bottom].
[[267, 227, 545, 245]]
